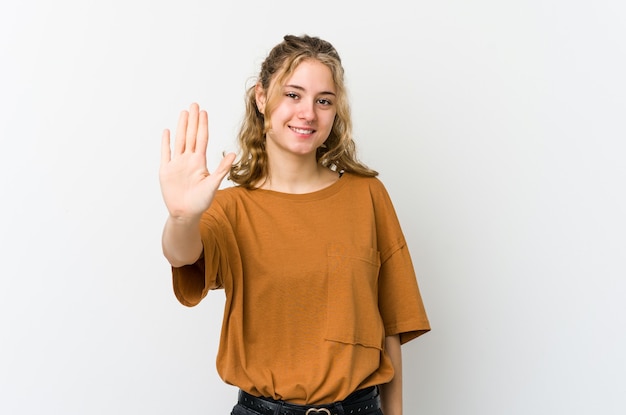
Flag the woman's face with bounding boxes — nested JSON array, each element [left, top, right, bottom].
[[259, 59, 337, 161]]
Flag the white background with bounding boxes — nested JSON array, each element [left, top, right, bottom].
[[1, 1, 625, 414]]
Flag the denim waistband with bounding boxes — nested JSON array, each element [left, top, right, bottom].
[[237, 386, 381, 415]]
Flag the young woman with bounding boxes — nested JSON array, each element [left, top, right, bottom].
[[160, 34, 430, 415]]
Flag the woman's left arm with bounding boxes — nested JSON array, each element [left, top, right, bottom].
[[380, 334, 403, 415]]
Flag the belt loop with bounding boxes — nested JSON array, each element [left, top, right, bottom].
[[333, 402, 345, 415]]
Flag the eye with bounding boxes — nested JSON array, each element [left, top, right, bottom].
[[286, 92, 300, 100], [317, 98, 333, 106]]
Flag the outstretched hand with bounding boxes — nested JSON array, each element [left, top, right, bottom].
[[159, 103, 236, 220]]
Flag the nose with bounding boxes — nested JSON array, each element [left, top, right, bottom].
[[298, 100, 316, 122]]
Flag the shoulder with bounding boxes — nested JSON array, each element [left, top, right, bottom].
[[208, 184, 251, 213], [215, 184, 250, 199], [341, 173, 401, 221], [342, 173, 390, 197]]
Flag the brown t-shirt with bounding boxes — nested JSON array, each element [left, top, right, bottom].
[[172, 173, 430, 404]]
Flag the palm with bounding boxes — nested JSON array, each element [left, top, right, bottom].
[[159, 103, 235, 220]]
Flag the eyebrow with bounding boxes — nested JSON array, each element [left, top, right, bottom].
[[284, 84, 336, 96]]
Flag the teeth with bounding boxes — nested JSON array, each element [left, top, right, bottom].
[[291, 127, 314, 134]]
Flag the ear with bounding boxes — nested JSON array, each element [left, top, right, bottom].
[[255, 83, 266, 114]]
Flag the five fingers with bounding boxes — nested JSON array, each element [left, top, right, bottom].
[[162, 103, 234, 174]]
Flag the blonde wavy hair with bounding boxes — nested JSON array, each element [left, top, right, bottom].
[[229, 34, 377, 188]]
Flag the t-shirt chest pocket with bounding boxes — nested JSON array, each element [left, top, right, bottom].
[[324, 243, 384, 349]]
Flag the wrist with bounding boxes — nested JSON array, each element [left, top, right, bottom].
[[167, 212, 203, 227]]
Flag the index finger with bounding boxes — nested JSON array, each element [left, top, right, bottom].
[[185, 103, 200, 153], [195, 110, 209, 156], [173, 109, 189, 155]]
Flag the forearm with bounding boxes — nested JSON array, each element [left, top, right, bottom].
[[381, 334, 403, 415], [162, 215, 203, 267]]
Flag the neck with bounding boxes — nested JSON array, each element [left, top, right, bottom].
[[261, 152, 337, 194]]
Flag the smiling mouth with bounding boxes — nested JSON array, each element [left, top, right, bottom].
[[290, 126, 315, 135]]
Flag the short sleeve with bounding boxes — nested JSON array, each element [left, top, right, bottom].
[[172, 216, 224, 307], [370, 179, 430, 344], [378, 240, 430, 344]]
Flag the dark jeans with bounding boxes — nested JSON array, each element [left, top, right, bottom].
[[230, 386, 384, 415], [231, 407, 383, 415]]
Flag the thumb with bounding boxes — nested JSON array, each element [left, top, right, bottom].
[[213, 152, 237, 181]]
